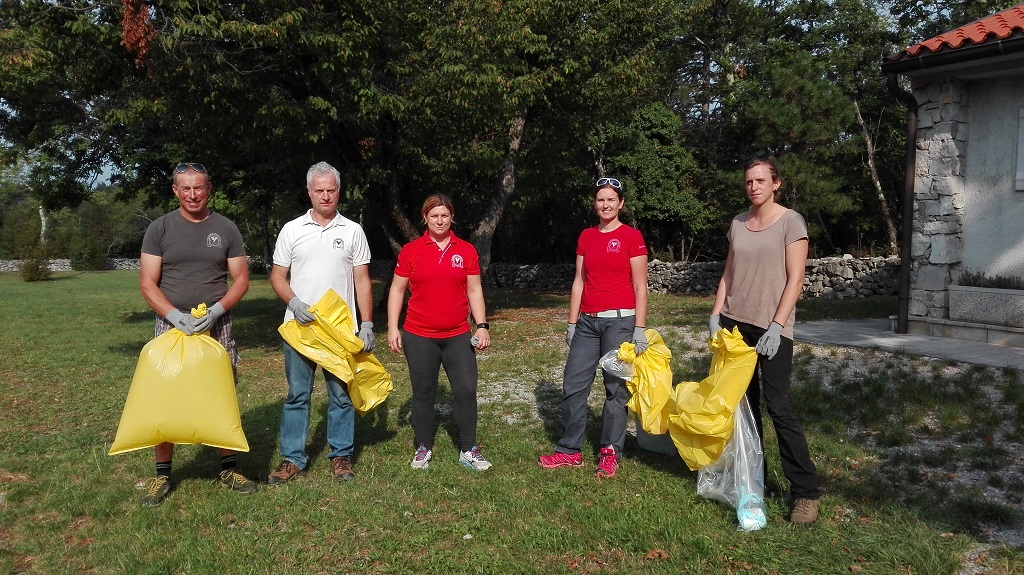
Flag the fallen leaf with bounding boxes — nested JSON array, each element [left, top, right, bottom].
[[645, 549, 669, 560]]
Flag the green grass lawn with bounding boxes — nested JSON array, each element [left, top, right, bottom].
[[0, 271, 1020, 574]]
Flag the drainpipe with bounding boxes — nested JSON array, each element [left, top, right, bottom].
[[886, 72, 917, 334]]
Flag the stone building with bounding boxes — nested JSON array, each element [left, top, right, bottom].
[[882, 3, 1024, 346]]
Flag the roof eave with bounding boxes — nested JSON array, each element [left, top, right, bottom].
[[881, 34, 1024, 76]]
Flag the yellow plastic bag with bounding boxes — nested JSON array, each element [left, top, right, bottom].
[[614, 329, 673, 435], [278, 289, 393, 415], [109, 329, 249, 455], [666, 327, 757, 470]]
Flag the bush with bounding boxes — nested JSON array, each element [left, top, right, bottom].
[[19, 246, 51, 282], [69, 238, 109, 270], [957, 269, 1024, 290]]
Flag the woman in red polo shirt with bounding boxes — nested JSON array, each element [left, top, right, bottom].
[[386, 194, 492, 471], [538, 177, 649, 478]]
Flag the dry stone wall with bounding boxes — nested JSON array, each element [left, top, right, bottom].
[[1, 255, 899, 298]]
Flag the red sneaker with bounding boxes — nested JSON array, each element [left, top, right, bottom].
[[537, 451, 584, 469], [594, 447, 618, 478]]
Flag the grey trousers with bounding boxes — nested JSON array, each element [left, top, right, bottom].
[[555, 313, 634, 456]]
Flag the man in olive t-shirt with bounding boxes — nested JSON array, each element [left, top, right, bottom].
[[135, 162, 257, 507]]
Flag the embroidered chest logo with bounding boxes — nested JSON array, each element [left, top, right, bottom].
[[606, 239, 622, 253], [334, 238, 345, 250], [207, 233, 222, 248], [451, 255, 464, 269]]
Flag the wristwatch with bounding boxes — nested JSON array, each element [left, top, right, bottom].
[[476, 322, 490, 330]]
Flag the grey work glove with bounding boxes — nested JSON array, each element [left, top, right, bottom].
[[358, 321, 375, 352], [288, 296, 316, 325], [193, 302, 225, 333], [565, 323, 576, 347], [709, 314, 721, 339], [632, 326, 649, 355], [755, 321, 784, 359], [165, 309, 196, 336]]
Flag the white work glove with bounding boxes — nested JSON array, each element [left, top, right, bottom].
[[709, 314, 720, 338], [755, 321, 784, 359], [288, 297, 315, 325], [632, 326, 648, 355], [565, 323, 576, 347], [166, 309, 196, 335], [358, 321, 375, 352], [193, 302, 226, 333]]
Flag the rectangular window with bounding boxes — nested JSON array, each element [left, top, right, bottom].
[[1017, 106, 1024, 191]]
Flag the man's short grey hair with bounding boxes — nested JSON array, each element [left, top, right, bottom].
[[306, 161, 341, 190]]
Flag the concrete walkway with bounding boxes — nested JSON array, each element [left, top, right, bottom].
[[795, 318, 1024, 370]]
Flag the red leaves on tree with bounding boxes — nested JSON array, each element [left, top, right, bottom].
[[121, 0, 155, 70]]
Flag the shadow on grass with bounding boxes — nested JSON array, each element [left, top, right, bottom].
[[169, 395, 399, 484]]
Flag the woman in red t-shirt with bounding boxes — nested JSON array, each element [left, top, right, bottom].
[[538, 178, 649, 478], [386, 194, 492, 472]]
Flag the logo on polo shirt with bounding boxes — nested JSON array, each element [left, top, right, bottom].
[[452, 255, 464, 269], [334, 238, 345, 250], [607, 239, 621, 253], [207, 233, 222, 248]]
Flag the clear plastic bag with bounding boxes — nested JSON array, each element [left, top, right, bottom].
[[599, 348, 635, 379], [695, 396, 767, 531]]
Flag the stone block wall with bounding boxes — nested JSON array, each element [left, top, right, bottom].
[[0, 256, 900, 299], [909, 79, 968, 318]]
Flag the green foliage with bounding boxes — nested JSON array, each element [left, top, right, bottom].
[[2, 0, 1020, 266], [957, 269, 1024, 291], [18, 244, 50, 282]]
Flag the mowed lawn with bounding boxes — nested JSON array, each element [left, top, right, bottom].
[[0, 270, 1021, 574]]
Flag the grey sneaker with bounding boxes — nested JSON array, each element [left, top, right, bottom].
[[138, 476, 173, 507], [219, 469, 258, 494], [411, 445, 432, 470], [458, 446, 492, 471]]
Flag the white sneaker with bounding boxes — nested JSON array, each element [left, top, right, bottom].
[[411, 444, 432, 470], [458, 446, 492, 471]]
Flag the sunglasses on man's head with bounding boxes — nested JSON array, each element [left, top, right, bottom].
[[595, 177, 622, 190], [173, 162, 207, 174]]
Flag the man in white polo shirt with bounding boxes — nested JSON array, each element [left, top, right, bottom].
[[267, 161, 374, 484]]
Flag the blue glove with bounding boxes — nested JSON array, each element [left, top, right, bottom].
[[709, 314, 721, 338], [755, 322, 784, 359], [358, 321, 375, 352], [565, 323, 575, 347], [288, 297, 315, 325], [632, 326, 649, 355], [193, 302, 225, 333], [166, 309, 196, 336]]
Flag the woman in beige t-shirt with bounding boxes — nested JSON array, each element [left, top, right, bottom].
[[710, 154, 821, 524]]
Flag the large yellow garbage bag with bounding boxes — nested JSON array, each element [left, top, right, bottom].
[[614, 329, 673, 435], [666, 327, 757, 470], [278, 289, 393, 416], [109, 329, 249, 455]]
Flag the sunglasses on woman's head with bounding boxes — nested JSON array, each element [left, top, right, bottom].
[[173, 162, 207, 174], [595, 177, 622, 190]]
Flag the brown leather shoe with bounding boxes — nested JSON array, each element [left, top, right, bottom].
[[790, 498, 820, 524], [267, 460, 305, 485], [331, 456, 355, 482]]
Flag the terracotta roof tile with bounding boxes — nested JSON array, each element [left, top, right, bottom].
[[899, 2, 1024, 58]]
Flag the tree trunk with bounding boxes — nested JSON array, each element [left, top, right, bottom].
[[38, 204, 48, 245], [470, 106, 529, 276], [854, 99, 900, 256]]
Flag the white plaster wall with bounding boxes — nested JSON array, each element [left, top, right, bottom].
[[963, 76, 1024, 276]]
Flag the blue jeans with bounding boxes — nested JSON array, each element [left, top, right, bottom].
[[279, 342, 355, 469], [555, 313, 634, 456]]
